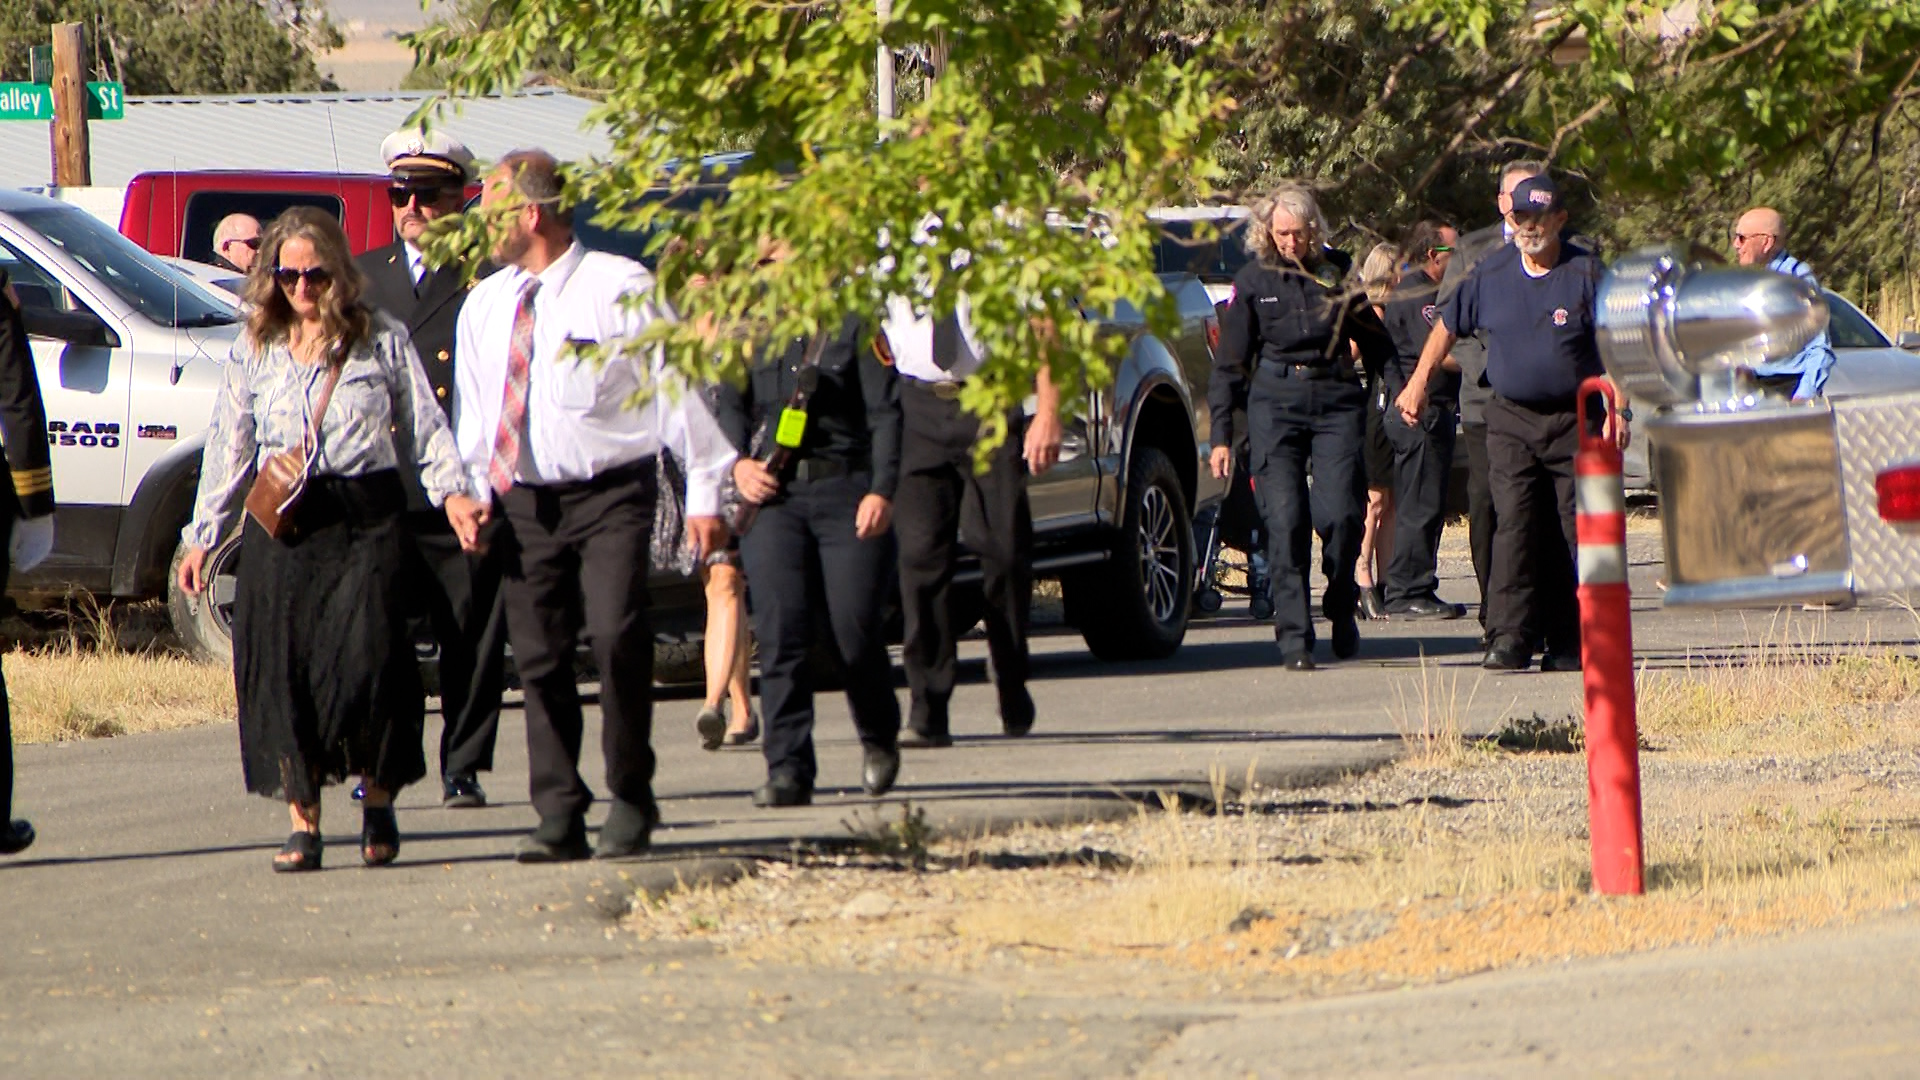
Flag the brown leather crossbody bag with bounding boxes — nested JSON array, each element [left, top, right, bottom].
[[244, 361, 342, 539]]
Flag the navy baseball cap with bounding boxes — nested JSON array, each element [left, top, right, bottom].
[[1509, 175, 1562, 215]]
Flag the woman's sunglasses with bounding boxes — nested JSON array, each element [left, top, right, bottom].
[[273, 266, 333, 290]]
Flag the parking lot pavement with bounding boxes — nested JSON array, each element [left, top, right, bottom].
[[6, 540, 1918, 1075]]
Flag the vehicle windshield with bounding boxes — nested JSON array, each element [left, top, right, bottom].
[[575, 187, 731, 270], [13, 205, 237, 328], [1823, 291, 1891, 349], [1154, 218, 1252, 280]]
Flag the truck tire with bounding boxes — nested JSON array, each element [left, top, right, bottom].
[[167, 534, 242, 665], [1065, 446, 1194, 660], [654, 635, 706, 686]]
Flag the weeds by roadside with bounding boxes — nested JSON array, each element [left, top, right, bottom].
[[4, 595, 232, 744]]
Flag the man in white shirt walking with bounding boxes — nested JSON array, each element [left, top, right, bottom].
[[454, 150, 737, 861]]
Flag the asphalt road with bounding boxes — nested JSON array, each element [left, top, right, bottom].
[[4, 538, 1918, 1076]]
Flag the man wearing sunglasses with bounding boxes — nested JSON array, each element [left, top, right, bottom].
[[1731, 206, 1834, 401], [210, 214, 261, 274], [356, 127, 504, 810]]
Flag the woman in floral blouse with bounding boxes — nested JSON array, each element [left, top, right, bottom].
[[179, 207, 484, 873]]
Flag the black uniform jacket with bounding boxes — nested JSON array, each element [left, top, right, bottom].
[[356, 241, 476, 418], [708, 315, 903, 501], [0, 287, 54, 520], [1209, 250, 1395, 446], [1382, 270, 1460, 403]]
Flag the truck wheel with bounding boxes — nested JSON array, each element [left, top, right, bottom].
[[1065, 446, 1194, 660], [654, 636, 706, 686], [167, 535, 242, 665]]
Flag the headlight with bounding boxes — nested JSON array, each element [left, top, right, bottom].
[[1596, 244, 1827, 407]]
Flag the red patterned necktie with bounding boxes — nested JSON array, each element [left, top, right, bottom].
[[488, 280, 540, 496]]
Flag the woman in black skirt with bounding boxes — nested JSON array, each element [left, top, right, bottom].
[[178, 207, 483, 872]]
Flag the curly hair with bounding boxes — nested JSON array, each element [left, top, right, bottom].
[[241, 206, 371, 365], [1244, 183, 1330, 266]]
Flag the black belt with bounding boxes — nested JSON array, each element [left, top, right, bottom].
[[1262, 362, 1355, 382], [902, 377, 964, 401], [791, 456, 869, 482]]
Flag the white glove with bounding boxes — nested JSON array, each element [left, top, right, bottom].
[[11, 514, 53, 572]]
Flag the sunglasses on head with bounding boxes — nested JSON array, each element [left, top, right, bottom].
[[273, 266, 333, 290], [389, 183, 456, 208]]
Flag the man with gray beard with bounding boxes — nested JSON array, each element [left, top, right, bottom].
[[1392, 174, 1627, 674]]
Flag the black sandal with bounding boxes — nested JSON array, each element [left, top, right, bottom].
[[361, 805, 400, 867], [273, 831, 323, 873]]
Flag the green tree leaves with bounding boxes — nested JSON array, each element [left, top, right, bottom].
[[0, 1, 339, 95]]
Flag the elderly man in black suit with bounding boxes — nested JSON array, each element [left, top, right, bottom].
[[355, 127, 503, 808]]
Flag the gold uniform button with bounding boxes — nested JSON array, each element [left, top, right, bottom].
[[436, 350, 450, 362], [436, 386, 449, 399]]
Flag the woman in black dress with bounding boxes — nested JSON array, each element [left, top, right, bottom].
[[178, 208, 484, 872]]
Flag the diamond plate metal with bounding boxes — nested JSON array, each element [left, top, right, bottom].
[[1834, 392, 1920, 595]]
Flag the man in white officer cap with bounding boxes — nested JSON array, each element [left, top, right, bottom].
[[356, 128, 504, 809]]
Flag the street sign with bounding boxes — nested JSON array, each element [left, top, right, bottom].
[[86, 82, 124, 120], [29, 45, 53, 84], [0, 83, 54, 121]]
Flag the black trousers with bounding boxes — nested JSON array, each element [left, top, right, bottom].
[[1383, 398, 1458, 607], [1247, 373, 1367, 657], [499, 460, 658, 826], [740, 473, 901, 789], [0, 510, 14, 822], [894, 381, 1031, 730], [1484, 395, 1580, 654], [1461, 420, 1496, 631], [403, 512, 508, 778]]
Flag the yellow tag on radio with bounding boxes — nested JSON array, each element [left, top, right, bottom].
[[775, 407, 808, 448]]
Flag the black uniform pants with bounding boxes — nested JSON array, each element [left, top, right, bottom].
[[1460, 420, 1495, 630], [1247, 373, 1367, 657], [1383, 398, 1458, 607], [0, 512, 14, 822], [403, 512, 508, 778], [740, 473, 901, 789], [1484, 395, 1580, 655], [499, 460, 658, 827], [894, 381, 1031, 729]]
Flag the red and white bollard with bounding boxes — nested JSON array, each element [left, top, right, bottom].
[[1575, 377, 1645, 895]]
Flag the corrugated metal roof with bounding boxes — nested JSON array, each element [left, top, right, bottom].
[[0, 89, 613, 188]]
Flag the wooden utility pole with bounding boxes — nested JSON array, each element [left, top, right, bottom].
[[50, 22, 91, 187], [876, 0, 895, 127]]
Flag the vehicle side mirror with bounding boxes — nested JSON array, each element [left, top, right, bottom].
[[21, 307, 120, 350], [1898, 330, 1920, 352]]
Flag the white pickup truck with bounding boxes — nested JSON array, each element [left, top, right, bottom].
[[0, 188, 240, 654]]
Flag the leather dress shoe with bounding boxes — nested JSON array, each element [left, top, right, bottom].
[[862, 744, 901, 798], [753, 774, 813, 808], [596, 799, 655, 860], [1389, 596, 1467, 620], [1282, 652, 1316, 672], [1483, 637, 1532, 672], [1331, 613, 1361, 659], [442, 773, 487, 808], [516, 815, 593, 863], [901, 699, 952, 748], [999, 686, 1035, 737], [0, 819, 35, 856], [1540, 651, 1583, 673]]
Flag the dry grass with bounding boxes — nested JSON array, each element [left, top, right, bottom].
[[1638, 638, 1920, 758], [1387, 651, 1480, 769]]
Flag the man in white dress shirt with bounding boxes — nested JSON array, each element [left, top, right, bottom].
[[884, 291, 1062, 747], [454, 150, 737, 861]]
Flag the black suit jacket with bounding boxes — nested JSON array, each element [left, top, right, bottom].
[[0, 286, 52, 521], [356, 241, 474, 420]]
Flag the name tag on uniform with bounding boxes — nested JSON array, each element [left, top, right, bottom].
[[775, 407, 809, 448]]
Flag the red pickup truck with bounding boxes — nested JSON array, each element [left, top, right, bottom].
[[118, 170, 470, 261]]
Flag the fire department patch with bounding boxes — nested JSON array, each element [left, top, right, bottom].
[[1553, 307, 1569, 326], [1421, 303, 1437, 325]]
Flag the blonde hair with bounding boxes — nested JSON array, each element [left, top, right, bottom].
[[1357, 242, 1401, 306], [1245, 183, 1330, 265], [241, 207, 371, 366]]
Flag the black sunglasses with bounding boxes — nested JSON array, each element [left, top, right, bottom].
[[224, 236, 261, 251], [389, 183, 457, 208], [273, 266, 334, 290]]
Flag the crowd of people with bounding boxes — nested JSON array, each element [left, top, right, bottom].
[[0, 130, 1840, 871]]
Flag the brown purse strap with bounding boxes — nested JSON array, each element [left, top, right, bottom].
[[304, 360, 344, 455]]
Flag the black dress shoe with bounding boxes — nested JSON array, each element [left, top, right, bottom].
[[899, 727, 953, 749], [0, 819, 35, 855], [442, 773, 487, 808], [516, 815, 593, 863], [1389, 597, 1468, 620], [1282, 652, 1316, 672], [862, 745, 901, 798], [1540, 651, 1583, 673], [596, 799, 655, 860], [999, 686, 1035, 737], [753, 774, 813, 808], [902, 698, 952, 748], [1358, 585, 1389, 621], [1331, 613, 1361, 659], [1483, 637, 1532, 672]]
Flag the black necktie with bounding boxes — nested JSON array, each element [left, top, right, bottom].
[[932, 311, 962, 372], [412, 263, 428, 299]]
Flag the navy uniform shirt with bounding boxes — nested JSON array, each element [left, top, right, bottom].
[[1381, 271, 1458, 403], [1441, 243, 1604, 406]]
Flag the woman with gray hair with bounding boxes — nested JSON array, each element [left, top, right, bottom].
[[1205, 185, 1395, 670]]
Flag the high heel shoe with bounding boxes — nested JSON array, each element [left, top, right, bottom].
[[695, 705, 728, 751], [360, 805, 400, 868], [1358, 584, 1389, 621], [274, 830, 322, 873], [723, 708, 761, 746]]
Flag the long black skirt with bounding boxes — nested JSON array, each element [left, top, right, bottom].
[[231, 469, 426, 805]]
